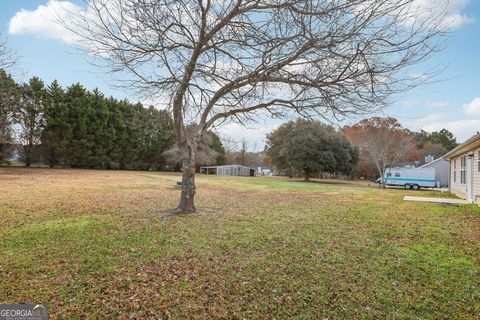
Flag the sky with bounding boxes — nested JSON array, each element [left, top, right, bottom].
[[1, 0, 479, 149]]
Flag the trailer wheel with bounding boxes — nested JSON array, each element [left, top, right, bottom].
[[412, 184, 420, 190], [404, 184, 411, 189]]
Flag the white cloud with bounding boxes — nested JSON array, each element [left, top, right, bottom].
[[8, 0, 474, 47], [463, 97, 480, 116], [410, 106, 480, 142], [216, 122, 280, 151], [426, 101, 451, 108], [8, 0, 82, 43], [421, 119, 480, 142], [399, 100, 451, 109], [406, 0, 473, 30]]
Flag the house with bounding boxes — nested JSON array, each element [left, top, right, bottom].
[[199, 165, 256, 176], [444, 133, 480, 204], [419, 156, 450, 187]]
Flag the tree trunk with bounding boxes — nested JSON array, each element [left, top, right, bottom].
[[304, 168, 310, 182], [177, 150, 197, 213], [49, 157, 55, 168], [49, 149, 56, 168], [25, 149, 31, 167]]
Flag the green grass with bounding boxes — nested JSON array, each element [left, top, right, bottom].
[[0, 168, 479, 319]]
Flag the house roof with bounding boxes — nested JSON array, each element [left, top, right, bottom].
[[419, 157, 449, 168], [444, 133, 480, 160]]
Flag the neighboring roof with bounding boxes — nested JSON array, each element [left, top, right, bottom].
[[419, 157, 449, 168], [444, 133, 480, 160]]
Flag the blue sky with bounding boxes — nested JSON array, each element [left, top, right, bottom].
[[1, 0, 479, 147]]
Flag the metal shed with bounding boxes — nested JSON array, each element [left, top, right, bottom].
[[200, 165, 256, 176]]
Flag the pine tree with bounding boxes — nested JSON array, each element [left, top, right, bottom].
[[65, 83, 93, 167], [0, 69, 19, 162], [42, 80, 71, 167], [17, 77, 46, 167]]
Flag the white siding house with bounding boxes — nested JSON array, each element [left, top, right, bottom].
[[444, 133, 480, 204], [419, 157, 450, 187]]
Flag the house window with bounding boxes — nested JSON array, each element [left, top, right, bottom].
[[453, 159, 457, 183], [460, 156, 466, 184], [395, 173, 401, 177], [478, 150, 480, 172]]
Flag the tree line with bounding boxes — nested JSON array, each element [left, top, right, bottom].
[[263, 117, 458, 181], [0, 70, 225, 170], [342, 117, 458, 180], [0, 71, 457, 181]]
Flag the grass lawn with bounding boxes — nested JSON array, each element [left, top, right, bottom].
[[0, 168, 479, 319]]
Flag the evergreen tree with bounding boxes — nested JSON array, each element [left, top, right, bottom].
[[0, 69, 19, 162], [267, 119, 359, 181], [88, 88, 112, 168], [17, 77, 46, 167], [140, 106, 175, 169], [209, 131, 226, 165], [117, 100, 143, 169], [65, 83, 93, 167], [42, 80, 71, 167]]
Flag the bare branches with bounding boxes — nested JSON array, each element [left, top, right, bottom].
[[61, 1, 445, 161], [345, 117, 417, 177], [0, 35, 18, 71], [57, 0, 447, 211], [62, 0, 446, 134]]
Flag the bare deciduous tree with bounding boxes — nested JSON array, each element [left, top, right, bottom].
[[163, 128, 221, 168], [17, 77, 46, 167], [0, 35, 19, 162], [345, 117, 417, 179], [63, 0, 446, 213], [0, 34, 18, 71]]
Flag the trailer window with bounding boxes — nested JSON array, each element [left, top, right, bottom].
[[395, 173, 401, 177], [460, 156, 466, 184], [386, 173, 391, 177]]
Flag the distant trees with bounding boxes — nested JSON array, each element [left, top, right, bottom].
[[343, 117, 417, 179], [415, 129, 458, 153], [39, 82, 176, 169], [267, 120, 358, 182], [42, 80, 71, 167], [163, 128, 225, 170], [17, 77, 46, 167], [0, 73, 177, 169], [0, 34, 17, 71], [0, 36, 19, 163], [343, 118, 459, 179], [67, 0, 447, 212], [0, 69, 19, 163]]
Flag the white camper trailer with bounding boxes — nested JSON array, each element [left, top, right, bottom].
[[379, 167, 437, 189]]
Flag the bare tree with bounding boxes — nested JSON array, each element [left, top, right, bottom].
[[17, 77, 46, 167], [221, 136, 238, 161], [0, 34, 18, 71], [163, 127, 221, 169], [63, 0, 446, 213], [0, 36, 19, 162], [345, 117, 417, 179]]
